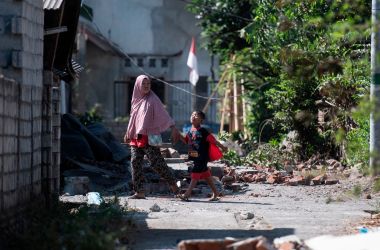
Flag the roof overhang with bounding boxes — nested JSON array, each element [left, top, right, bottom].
[[79, 20, 125, 58], [43, 0, 82, 82]]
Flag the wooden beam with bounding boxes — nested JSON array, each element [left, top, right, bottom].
[[44, 26, 68, 36]]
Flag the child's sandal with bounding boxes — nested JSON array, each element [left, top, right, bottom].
[[208, 196, 220, 201], [177, 194, 190, 202]]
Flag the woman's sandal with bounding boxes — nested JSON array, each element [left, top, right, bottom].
[[208, 196, 220, 201], [177, 194, 190, 202], [208, 193, 221, 201]]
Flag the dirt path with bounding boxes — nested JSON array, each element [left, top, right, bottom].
[[121, 179, 377, 250]]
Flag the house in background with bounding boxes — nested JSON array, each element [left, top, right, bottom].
[[74, 0, 219, 131]]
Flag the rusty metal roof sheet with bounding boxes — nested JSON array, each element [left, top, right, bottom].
[[43, 0, 64, 10]]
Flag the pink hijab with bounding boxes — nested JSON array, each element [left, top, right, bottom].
[[126, 75, 174, 139]]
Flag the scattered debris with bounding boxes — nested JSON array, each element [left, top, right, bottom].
[[86, 192, 104, 205], [149, 203, 161, 212]]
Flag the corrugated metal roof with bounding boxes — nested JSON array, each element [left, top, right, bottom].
[[53, 59, 84, 78], [43, 0, 64, 10]]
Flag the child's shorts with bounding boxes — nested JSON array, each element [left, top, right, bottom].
[[191, 169, 211, 180]]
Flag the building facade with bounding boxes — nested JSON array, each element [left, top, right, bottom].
[[74, 0, 219, 127]]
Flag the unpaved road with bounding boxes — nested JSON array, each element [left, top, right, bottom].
[[121, 179, 377, 250]]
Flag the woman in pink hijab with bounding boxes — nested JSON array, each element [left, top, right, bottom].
[[124, 75, 181, 199]]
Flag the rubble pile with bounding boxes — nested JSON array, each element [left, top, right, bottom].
[[61, 114, 131, 194], [220, 157, 345, 188]]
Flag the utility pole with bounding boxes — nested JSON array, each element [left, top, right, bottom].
[[370, 0, 380, 175]]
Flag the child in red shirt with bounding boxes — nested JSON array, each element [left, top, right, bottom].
[[180, 111, 227, 201]]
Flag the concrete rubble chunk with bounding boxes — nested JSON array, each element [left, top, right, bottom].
[[168, 147, 181, 158], [226, 236, 275, 250], [311, 174, 327, 185], [149, 203, 161, 212], [324, 179, 339, 185], [239, 211, 255, 220], [305, 231, 380, 250], [274, 235, 302, 250], [287, 175, 305, 186], [222, 175, 235, 184], [177, 238, 237, 250], [266, 174, 281, 184]]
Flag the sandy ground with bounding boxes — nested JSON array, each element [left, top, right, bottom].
[[59, 166, 380, 250], [113, 175, 378, 250]]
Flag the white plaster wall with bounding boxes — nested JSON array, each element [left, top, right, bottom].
[[81, 0, 217, 81]]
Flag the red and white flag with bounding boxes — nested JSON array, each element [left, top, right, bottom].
[[187, 37, 199, 86]]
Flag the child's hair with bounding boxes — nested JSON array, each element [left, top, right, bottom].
[[193, 110, 206, 120]]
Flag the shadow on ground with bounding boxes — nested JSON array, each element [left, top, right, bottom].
[[125, 210, 294, 250], [127, 228, 294, 249]]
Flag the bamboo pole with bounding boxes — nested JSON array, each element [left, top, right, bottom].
[[220, 74, 231, 134], [233, 72, 239, 132], [202, 70, 227, 113], [241, 83, 247, 138]]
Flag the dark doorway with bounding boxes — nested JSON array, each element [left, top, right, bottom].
[[113, 78, 166, 118]]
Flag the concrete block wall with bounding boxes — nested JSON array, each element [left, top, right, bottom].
[[0, 0, 45, 234], [0, 0, 44, 86]]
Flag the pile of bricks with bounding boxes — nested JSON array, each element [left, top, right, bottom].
[[221, 158, 344, 188]]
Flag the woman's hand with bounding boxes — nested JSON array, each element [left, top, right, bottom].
[[123, 133, 130, 144], [170, 126, 181, 144]]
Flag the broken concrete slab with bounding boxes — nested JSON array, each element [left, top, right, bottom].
[[305, 231, 380, 250]]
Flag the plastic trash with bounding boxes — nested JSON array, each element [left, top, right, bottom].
[[358, 227, 369, 234], [358, 226, 380, 234], [86, 192, 104, 205]]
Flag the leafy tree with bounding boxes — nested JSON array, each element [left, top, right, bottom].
[[188, 0, 370, 161]]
